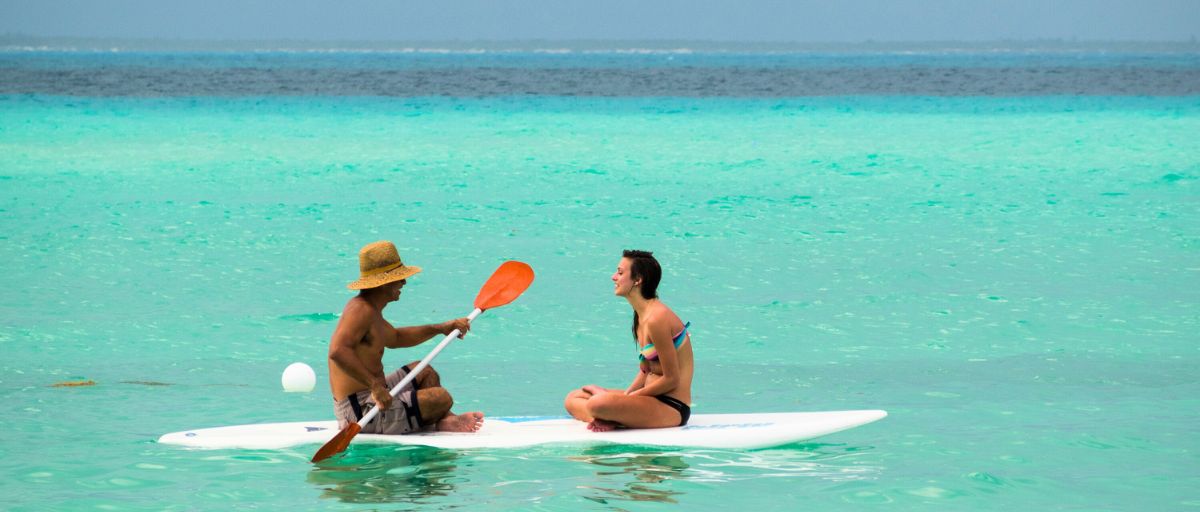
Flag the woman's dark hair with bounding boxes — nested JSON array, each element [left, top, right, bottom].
[[623, 249, 661, 340]]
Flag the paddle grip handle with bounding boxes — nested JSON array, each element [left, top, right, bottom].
[[357, 307, 484, 428]]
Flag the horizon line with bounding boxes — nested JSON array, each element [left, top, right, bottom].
[[4, 33, 1200, 45]]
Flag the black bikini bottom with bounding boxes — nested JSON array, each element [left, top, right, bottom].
[[654, 395, 691, 426]]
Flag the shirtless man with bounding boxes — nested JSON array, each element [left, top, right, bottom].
[[328, 241, 484, 434]]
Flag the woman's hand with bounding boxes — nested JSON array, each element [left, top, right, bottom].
[[581, 384, 611, 396]]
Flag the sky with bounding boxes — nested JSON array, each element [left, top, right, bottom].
[[1, 0, 1197, 42]]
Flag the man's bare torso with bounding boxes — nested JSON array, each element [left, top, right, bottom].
[[328, 297, 395, 401]]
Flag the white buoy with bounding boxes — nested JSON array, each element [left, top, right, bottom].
[[281, 362, 316, 393]]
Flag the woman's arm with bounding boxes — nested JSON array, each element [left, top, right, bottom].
[[625, 365, 648, 394], [627, 319, 681, 397]]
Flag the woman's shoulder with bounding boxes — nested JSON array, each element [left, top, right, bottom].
[[644, 301, 682, 328]]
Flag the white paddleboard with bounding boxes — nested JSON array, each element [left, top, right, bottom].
[[159, 410, 886, 451]]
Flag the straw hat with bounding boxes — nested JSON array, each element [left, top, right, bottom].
[[347, 241, 422, 290]]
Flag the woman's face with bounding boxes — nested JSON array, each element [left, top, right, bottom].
[[612, 257, 637, 297]]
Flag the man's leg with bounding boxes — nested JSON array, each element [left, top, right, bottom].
[[406, 361, 484, 432], [405, 362, 443, 389]]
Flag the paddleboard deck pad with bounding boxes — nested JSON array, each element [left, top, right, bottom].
[[159, 410, 886, 450]]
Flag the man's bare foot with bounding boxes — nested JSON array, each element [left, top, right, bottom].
[[587, 419, 620, 432], [436, 411, 484, 432]]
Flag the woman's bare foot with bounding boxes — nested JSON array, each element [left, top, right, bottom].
[[436, 411, 485, 432], [587, 419, 620, 432]]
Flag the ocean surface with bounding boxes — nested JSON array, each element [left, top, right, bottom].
[[1, 43, 1198, 510]]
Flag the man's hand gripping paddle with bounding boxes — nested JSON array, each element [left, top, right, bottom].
[[311, 261, 534, 463]]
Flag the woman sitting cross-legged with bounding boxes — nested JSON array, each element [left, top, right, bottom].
[[564, 249, 693, 431]]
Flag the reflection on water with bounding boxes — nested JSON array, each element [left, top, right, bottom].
[[302, 442, 885, 506], [690, 442, 885, 483], [570, 442, 885, 504], [307, 445, 460, 505], [571, 446, 691, 504]]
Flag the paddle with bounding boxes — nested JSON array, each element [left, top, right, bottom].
[[311, 260, 535, 463]]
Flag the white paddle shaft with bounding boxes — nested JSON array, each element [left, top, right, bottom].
[[357, 307, 483, 428]]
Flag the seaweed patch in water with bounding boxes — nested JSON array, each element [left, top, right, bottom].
[[51, 380, 96, 387]]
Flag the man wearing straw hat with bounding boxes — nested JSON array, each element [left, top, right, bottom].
[[327, 241, 484, 434]]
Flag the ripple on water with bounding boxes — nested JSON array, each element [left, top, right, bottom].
[[610, 444, 888, 484], [1075, 438, 1120, 450], [842, 490, 895, 504], [385, 465, 421, 476], [74, 475, 172, 491], [199, 451, 296, 464], [907, 486, 964, 499], [966, 471, 1007, 487]]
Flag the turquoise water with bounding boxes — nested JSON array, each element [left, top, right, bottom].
[[1, 94, 1198, 510]]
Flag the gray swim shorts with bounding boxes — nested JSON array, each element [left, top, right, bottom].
[[333, 365, 423, 435]]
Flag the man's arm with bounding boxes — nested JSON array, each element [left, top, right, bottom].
[[327, 302, 391, 408], [388, 318, 471, 348]]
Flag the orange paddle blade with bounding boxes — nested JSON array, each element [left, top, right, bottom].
[[474, 261, 534, 311], [311, 422, 361, 463]]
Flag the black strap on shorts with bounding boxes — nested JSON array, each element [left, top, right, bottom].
[[402, 363, 424, 428], [347, 364, 424, 428], [348, 393, 368, 423]]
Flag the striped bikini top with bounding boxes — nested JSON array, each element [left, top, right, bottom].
[[638, 322, 691, 362]]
